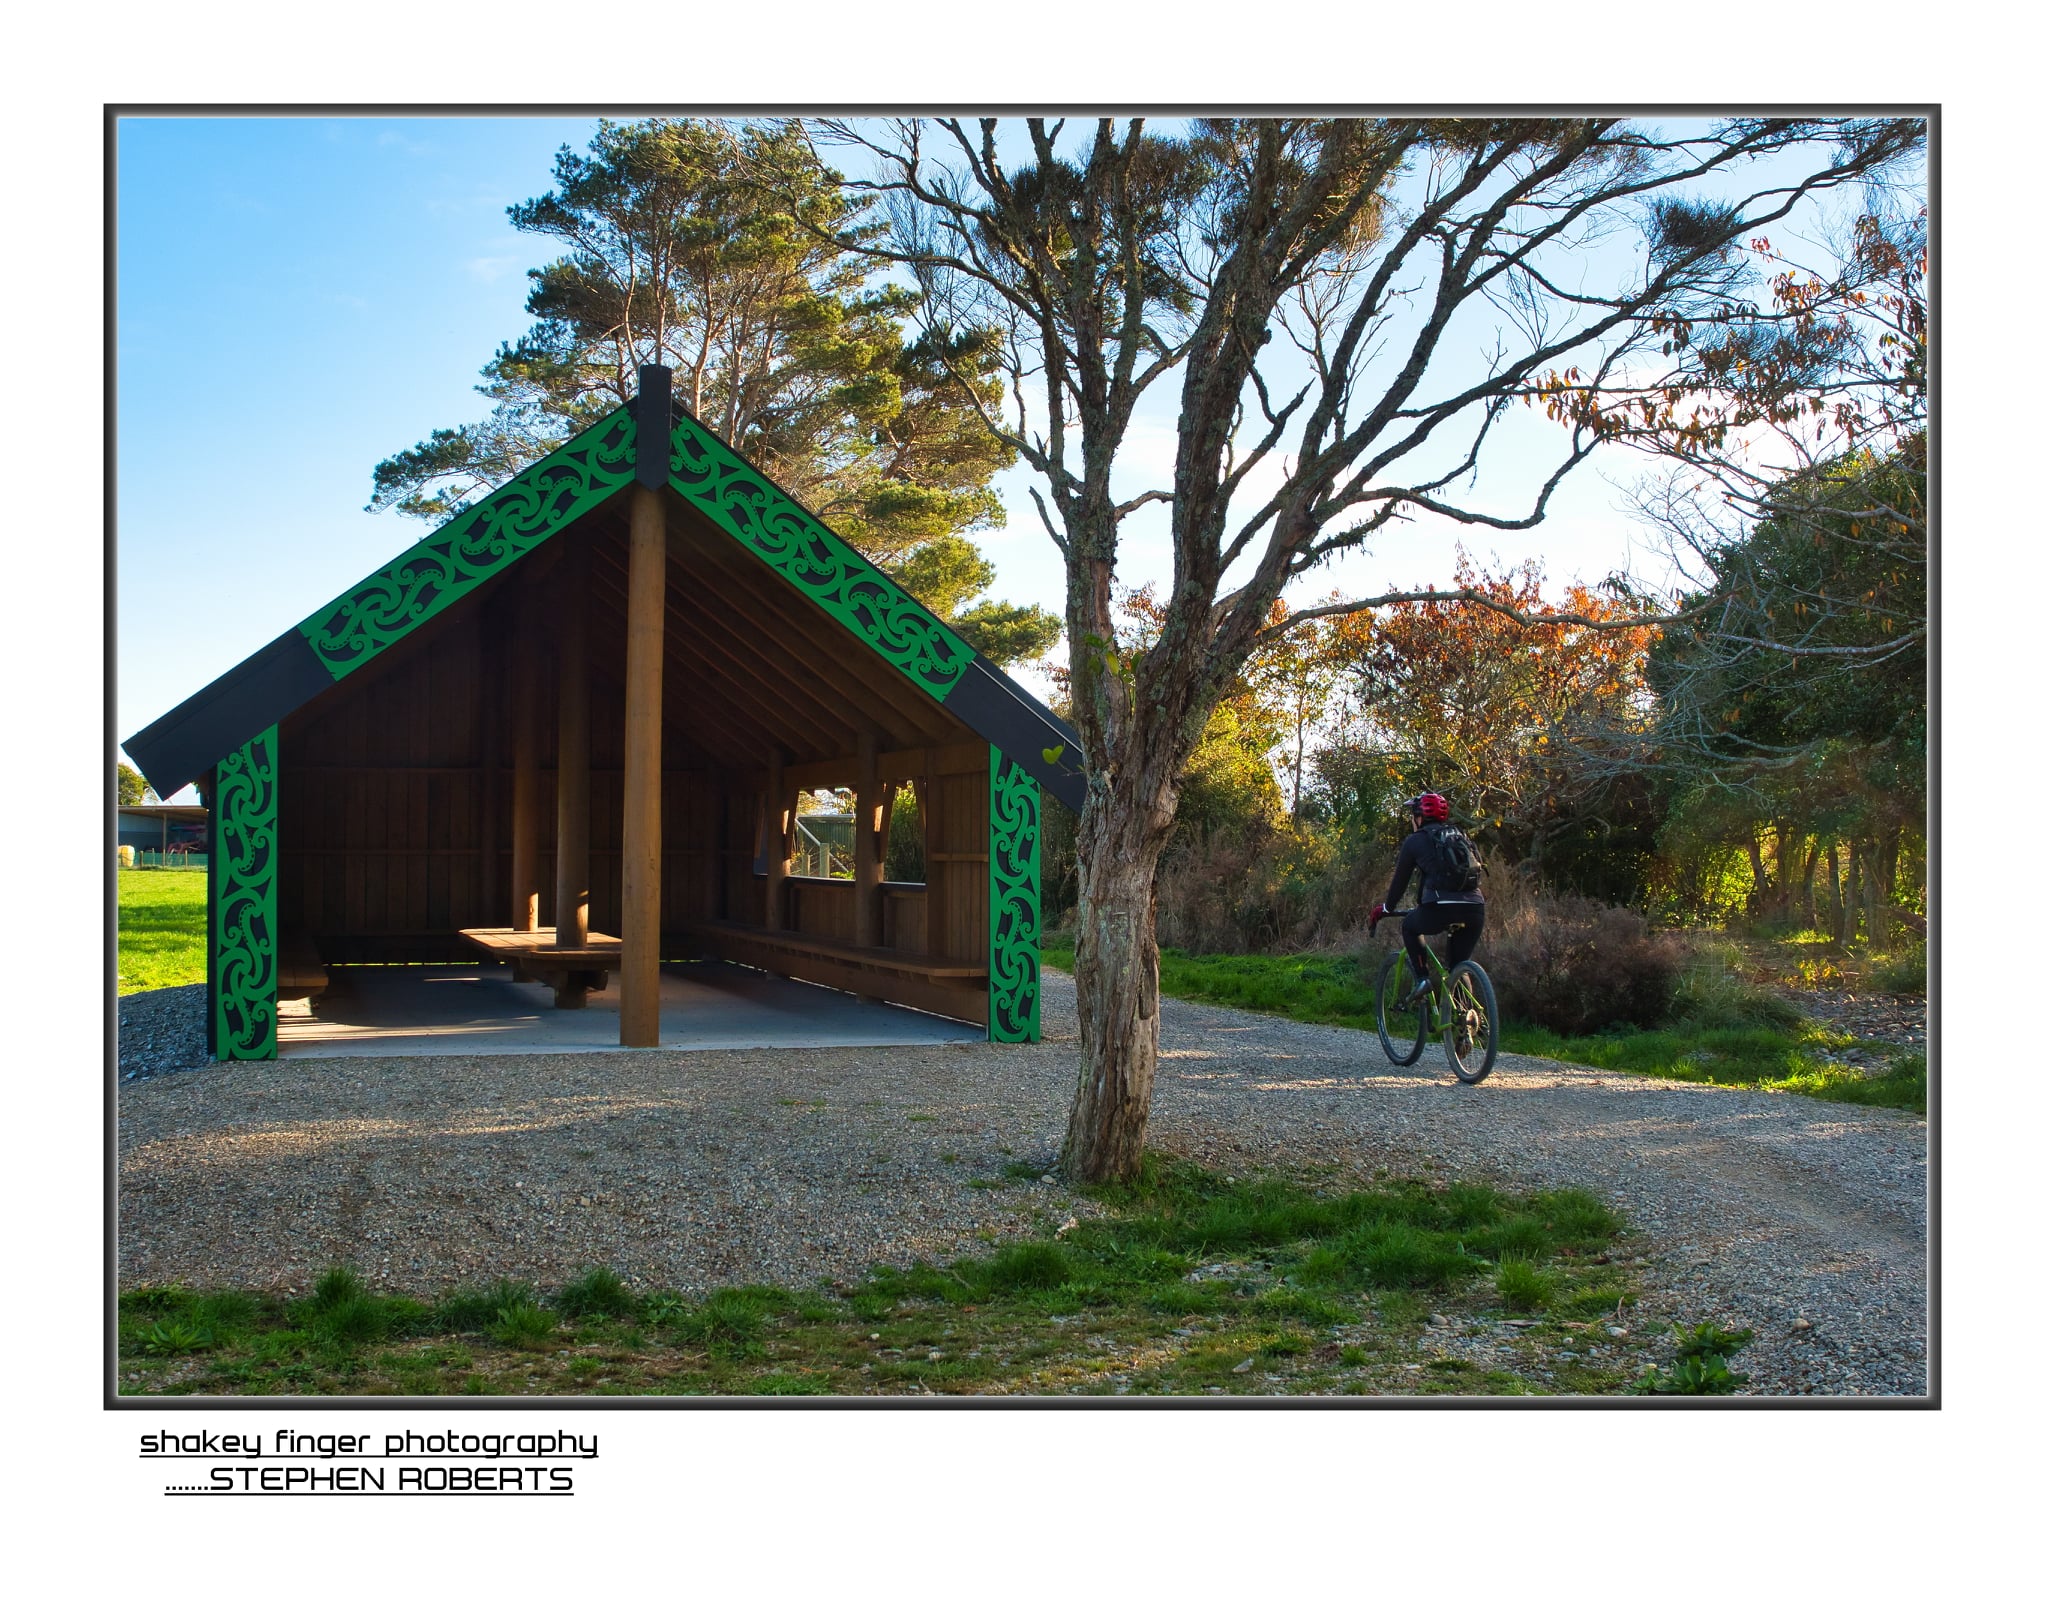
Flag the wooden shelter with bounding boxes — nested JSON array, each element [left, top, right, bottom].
[[125, 367, 1083, 1060]]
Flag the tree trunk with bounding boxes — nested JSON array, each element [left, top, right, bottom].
[[1826, 841, 1846, 944], [1060, 784, 1170, 1185], [1744, 837, 1769, 917], [1774, 828, 1801, 915], [1867, 829, 1900, 949], [1843, 841, 1863, 947], [1290, 714, 1307, 816], [1800, 840, 1820, 932]]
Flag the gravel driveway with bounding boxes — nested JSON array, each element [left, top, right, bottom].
[[118, 970, 1929, 1397]]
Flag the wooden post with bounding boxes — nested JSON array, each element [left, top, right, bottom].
[[916, 768, 942, 959], [764, 750, 790, 932], [620, 483, 666, 1048], [554, 546, 590, 955], [510, 588, 542, 937], [854, 731, 882, 950], [477, 612, 499, 932], [706, 787, 726, 922]]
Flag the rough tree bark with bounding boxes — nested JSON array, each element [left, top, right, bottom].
[[1745, 837, 1770, 915], [1868, 830, 1900, 949], [1775, 827, 1802, 916], [1840, 833, 1856, 936], [1061, 795, 1168, 1181]]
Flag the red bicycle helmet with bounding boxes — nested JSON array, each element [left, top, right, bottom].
[[1405, 791, 1450, 821]]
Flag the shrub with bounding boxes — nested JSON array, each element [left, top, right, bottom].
[[1485, 893, 1684, 1035], [1669, 945, 1803, 1029], [1153, 822, 1396, 955], [1867, 940, 1927, 996]]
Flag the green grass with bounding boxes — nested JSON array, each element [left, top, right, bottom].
[[1043, 941, 1382, 1029], [1043, 940, 1924, 1114], [118, 868, 208, 993], [1496, 1257, 1556, 1311], [118, 1156, 1650, 1397], [1503, 1023, 1924, 1111]]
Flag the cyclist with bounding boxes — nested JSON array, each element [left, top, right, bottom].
[[1368, 791, 1485, 1014]]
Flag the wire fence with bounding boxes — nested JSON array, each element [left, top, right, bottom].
[[119, 849, 209, 870]]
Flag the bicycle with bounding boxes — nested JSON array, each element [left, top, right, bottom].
[[1369, 908, 1500, 1084]]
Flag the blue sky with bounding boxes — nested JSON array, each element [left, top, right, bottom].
[[117, 116, 608, 774], [116, 114, 1886, 792]]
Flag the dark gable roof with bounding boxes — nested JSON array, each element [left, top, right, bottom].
[[124, 394, 1083, 809]]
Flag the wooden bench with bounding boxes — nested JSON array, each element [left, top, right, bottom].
[[690, 921, 985, 1026], [278, 930, 329, 1003], [460, 927, 622, 1010]]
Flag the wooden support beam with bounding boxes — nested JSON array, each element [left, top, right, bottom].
[[763, 749, 791, 931], [477, 605, 500, 926], [583, 558, 833, 761], [510, 587, 542, 933], [777, 741, 985, 792], [917, 773, 944, 958], [554, 545, 590, 952], [706, 786, 726, 921], [854, 730, 882, 950], [620, 483, 666, 1048], [661, 527, 941, 744]]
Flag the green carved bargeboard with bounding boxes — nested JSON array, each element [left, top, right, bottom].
[[987, 745, 1041, 1042], [213, 726, 279, 1061], [665, 414, 974, 701], [298, 410, 638, 679]]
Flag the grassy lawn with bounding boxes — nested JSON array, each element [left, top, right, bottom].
[[118, 1157, 1711, 1397], [117, 868, 207, 993], [1041, 939, 1925, 1114], [1502, 1025, 1925, 1112]]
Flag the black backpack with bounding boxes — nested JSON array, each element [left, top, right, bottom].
[[1423, 823, 1485, 892]]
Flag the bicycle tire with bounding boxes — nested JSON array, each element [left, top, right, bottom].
[[1443, 960, 1500, 1084], [1376, 951, 1428, 1067]]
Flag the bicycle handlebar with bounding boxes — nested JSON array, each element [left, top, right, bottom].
[[1368, 907, 1412, 939]]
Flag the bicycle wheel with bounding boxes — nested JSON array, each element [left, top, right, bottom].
[[1443, 961, 1499, 1084], [1376, 950, 1428, 1067]]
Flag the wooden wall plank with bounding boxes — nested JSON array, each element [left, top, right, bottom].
[[273, 507, 997, 974]]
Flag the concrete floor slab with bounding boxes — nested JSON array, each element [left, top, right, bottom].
[[278, 961, 980, 1058]]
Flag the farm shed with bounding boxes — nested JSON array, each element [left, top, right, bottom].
[[116, 802, 209, 854], [124, 367, 1083, 1060]]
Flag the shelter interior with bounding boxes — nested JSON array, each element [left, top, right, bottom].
[[265, 485, 1000, 1028]]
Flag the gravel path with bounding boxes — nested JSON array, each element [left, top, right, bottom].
[[118, 971, 1928, 1396], [119, 984, 210, 1086], [1784, 984, 1928, 1067]]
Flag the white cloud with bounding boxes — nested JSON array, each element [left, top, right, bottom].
[[375, 129, 438, 158]]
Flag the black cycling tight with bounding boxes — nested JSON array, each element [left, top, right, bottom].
[[1401, 901, 1486, 989]]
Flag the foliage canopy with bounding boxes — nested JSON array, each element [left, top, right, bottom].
[[370, 119, 1058, 666]]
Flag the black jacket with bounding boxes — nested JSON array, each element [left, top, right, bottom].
[[1384, 824, 1485, 908]]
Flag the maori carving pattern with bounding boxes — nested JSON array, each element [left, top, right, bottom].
[[299, 411, 638, 679], [213, 726, 278, 1061], [665, 414, 974, 700], [988, 745, 1041, 1042]]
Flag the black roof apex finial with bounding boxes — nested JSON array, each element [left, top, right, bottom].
[[633, 364, 673, 490]]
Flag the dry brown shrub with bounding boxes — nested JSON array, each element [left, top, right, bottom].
[[1483, 892, 1685, 1035]]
